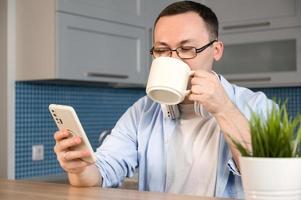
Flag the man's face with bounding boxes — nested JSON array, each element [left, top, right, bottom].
[[153, 12, 218, 71]]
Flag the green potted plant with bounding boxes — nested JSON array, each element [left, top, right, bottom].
[[231, 102, 301, 200]]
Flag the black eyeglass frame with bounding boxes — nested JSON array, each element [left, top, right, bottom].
[[150, 40, 218, 59]]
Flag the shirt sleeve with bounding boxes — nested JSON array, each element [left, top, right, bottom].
[[94, 97, 145, 188], [227, 89, 275, 177], [227, 158, 241, 176]]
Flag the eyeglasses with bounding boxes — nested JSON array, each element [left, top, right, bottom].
[[150, 40, 217, 59]]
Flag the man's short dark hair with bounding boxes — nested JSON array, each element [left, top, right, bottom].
[[154, 1, 219, 40]]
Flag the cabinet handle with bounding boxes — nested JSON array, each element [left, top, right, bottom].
[[85, 72, 129, 79], [227, 77, 271, 83], [222, 22, 271, 31]]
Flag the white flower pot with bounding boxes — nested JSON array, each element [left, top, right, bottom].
[[240, 157, 301, 200]]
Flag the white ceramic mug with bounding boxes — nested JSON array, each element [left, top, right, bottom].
[[146, 57, 194, 105]]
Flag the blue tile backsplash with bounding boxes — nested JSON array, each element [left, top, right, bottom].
[[15, 81, 301, 179], [253, 87, 301, 118], [15, 81, 145, 179]]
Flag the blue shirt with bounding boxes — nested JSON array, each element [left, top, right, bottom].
[[95, 75, 273, 199]]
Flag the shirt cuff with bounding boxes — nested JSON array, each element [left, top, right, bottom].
[[227, 158, 241, 176]]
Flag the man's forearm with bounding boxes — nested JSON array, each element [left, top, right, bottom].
[[214, 102, 251, 169], [68, 164, 102, 187]]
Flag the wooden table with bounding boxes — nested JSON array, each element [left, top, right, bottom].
[[0, 179, 234, 200]]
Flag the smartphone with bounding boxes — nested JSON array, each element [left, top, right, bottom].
[[49, 104, 96, 163]]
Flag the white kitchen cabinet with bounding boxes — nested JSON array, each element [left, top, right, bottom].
[[202, 0, 301, 87], [16, 0, 149, 85], [144, 0, 180, 27], [57, 0, 146, 27], [214, 27, 301, 87], [204, 0, 301, 34], [57, 13, 147, 84]]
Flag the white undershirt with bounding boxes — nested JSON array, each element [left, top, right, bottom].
[[165, 103, 221, 197]]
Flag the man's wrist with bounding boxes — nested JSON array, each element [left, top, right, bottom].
[[213, 100, 236, 119], [68, 164, 101, 187]]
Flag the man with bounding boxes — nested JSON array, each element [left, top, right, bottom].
[[53, 1, 273, 199]]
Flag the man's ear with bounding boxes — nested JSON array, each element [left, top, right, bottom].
[[213, 41, 224, 61]]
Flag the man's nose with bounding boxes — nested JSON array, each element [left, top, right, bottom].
[[170, 49, 180, 59]]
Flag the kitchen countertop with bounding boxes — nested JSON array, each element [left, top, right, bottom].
[[25, 172, 139, 190], [0, 179, 234, 200]]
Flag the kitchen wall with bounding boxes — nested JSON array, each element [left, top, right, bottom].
[[15, 81, 145, 179], [0, 0, 8, 179], [253, 87, 301, 118], [1, 0, 15, 179], [15, 81, 301, 179]]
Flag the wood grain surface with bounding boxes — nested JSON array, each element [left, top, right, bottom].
[[0, 179, 234, 200]]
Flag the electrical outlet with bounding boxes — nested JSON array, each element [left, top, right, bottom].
[[32, 145, 44, 161]]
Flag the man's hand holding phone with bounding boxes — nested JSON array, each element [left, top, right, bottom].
[[49, 104, 100, 186], [53, 129, 101, 187], [53, 130, 93, 174]]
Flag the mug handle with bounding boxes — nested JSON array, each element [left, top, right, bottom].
[[184, 90, 191, 96], [184, 70, 195, 96], [184, 70, 219, 96]]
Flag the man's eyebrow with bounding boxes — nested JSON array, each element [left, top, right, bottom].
[[154, 42, 169, 46], [178, 39, 195, 45], [154, 39, 195, 47]]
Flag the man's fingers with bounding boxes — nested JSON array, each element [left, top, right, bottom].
[[53, 130, 93, 174], [61, 150, 91, 162], [60, 159, 91, 171], [189, 93, 204, 102], [193, 70, 211, 78], [56, 137, 82, 152], [191, 83, 203, 94], [53, 130, 69, 142]]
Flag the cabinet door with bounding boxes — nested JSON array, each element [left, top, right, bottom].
[[57, 0, 146, 27], [57, 13, 148, 85], [214, 27, 301, 88], [204, 0, 301, 33], [145, 0, 180, 27]]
